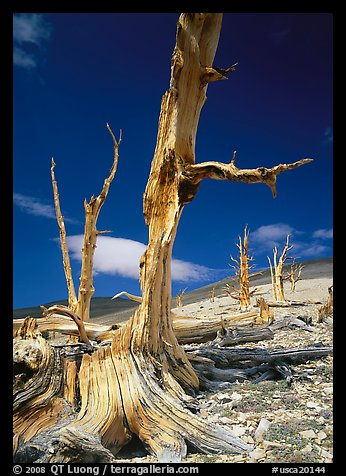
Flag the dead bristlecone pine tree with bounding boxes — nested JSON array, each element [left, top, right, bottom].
[[268, 234, 293, 302], [286, 259, 304, 292], [224, 225, 262, 311], [13, 13, 313, 463]]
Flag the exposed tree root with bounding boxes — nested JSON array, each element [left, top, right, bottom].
[[13, 318, 252, 463]]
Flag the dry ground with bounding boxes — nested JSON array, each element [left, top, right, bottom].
[[15, 259, 333, 464], [113, 273, 333, 463]]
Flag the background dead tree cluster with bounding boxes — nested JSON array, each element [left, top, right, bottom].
[[13, 13, 316, 464], [224, 225, 261, 310]]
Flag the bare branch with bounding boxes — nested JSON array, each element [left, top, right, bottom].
[[112, 291, 142, 303], [51, 158, 78, 311], [44, 304, 91, 345], [184, 157, 313, 198], [76, 123, 121, 321]]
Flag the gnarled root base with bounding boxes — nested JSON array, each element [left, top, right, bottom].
[[13, 319, 252, 463]]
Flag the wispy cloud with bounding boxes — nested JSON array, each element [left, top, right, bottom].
[[250, 223, 332, 259], [13, 14, 52, 69], [251, 223, 296, 250], [14, 192, 78, 224], [323, 127, 333, 144], [65, 235, 220, 283], [312, 228, 333, 240]]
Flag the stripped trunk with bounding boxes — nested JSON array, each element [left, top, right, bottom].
[[225, 225, 260, 310]]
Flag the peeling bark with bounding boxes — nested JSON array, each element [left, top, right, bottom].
[[224, 225, 261, 310]]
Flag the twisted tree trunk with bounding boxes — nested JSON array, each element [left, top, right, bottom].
[[13, 13, 313, 463]]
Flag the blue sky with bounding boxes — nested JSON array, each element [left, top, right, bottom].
[[13, 12, 333, 309]]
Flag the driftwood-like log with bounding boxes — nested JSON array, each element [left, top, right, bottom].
[[171, 311, 259, 344], [13, 310, 259, 344], [213, 325, 274, 347], [186, 343, 332, 390], [185, 343, 333, 367]]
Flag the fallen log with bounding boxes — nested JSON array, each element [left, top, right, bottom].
[[212, 325, 274, 347], [185, 343, 332, 390], [184, 343, 333, 367], [13, 310, 260, 345]]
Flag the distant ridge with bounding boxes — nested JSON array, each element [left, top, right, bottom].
[[13, 257, 332, 324], [13, 296, 139, 321]]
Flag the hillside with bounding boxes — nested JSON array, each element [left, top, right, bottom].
[[13, 257, 333, 325]]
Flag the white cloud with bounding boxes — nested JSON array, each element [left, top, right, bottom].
[[14, 192, 78, 224], [250, 223, 332, 260], [13, 46, 36, 69], [312, 228, 333, 239], [251, 223, 295, 250], [65, 235, 217, 283], [13, 14, 52, 69], [292, 242, 329, 258]]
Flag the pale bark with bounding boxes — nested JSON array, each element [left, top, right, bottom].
[[51, 159, 78, 311], [269, 235, 293, 302], [286, 260, 304, 292], [225, 225, 261, 310], [76, 125, 121, 322]]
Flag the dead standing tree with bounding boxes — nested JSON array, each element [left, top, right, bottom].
[[13, 13, 313, 463], [49, 123, 121, 324], [286, 259, 304, 292], [224, 225, 261, 310], [268, 234, 293, 302]]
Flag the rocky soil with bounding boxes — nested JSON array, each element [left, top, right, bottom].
[[22, 261, 332, 464], [112, 275, 333, 464]]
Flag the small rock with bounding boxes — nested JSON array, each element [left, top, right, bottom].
[[219, 416, 233, 425], [306, 401, 320, 409], [232, 455, 245, 462], [254, 418, 271, 442], [262, 440, 283, 450], [237, 412, 247, 422], [299, 429, 317, 439], [317, 430, 327, 441], [322, 386, 333, 395], [199, 408, 208, 418], [301, 444, 313, 454], [249, 448, 266, 461], [216, 392, 232, 403], [230, 391, 242, 402], [243, 435, 255, 444], [231, 424, 246, 437], [314, 444, 333, 460]]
